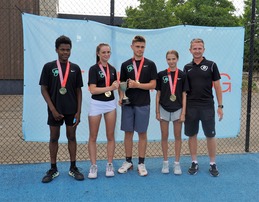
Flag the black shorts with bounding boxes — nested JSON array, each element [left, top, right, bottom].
[[184, 107, 215, 137], [47, 112, 75, 126]]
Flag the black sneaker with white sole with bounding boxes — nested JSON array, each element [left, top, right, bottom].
[[188, 162, 199, 175], [69, 166, 84, 181], [42, 168, 59, 183], [209, 164, 219, 177]]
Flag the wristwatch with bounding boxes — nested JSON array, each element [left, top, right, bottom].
[[218, 105, 224, 109]]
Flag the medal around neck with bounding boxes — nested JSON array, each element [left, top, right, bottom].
[[59, 87, 67, 95], [170, 94, 176, 102], [105, 91, 111, 97]]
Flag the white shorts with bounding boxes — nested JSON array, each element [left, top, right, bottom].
[[159, 105, 182, 122], [88, 98, 117, 116]]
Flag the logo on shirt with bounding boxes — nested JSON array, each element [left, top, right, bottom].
[[200, 65, 208, 71], [71, 70, 75, 73], [52, 68, 59, 77], [99, 71, 104, 78], [127, 65, 134, 72], [162, 76, 169, 83]]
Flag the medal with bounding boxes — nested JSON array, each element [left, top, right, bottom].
[[105, 91, 111, 97], [59, 87, 67, 95], [56, 60, 70, 95], [170, 94, 176, 102], [167, 68, 179, 102], [133, 57, 144, 83]]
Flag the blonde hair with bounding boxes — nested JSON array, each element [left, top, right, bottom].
[[166, 50, 179, 59], [190, 38, 204, 48]]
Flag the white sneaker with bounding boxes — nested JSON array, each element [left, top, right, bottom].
[[88, 164, 98, 179], [161, 161, 169, 174], [138, 163, 148, 176], [118, 161, 133, 174], [106, 163, 115, 177], [174, 162, 182, 175]]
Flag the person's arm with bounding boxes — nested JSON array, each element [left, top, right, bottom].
[[156, 90, 161, 121], [180, 92, 187, 122], [41, 85, 63, 121], [89, 81, 118, 95], [213, 80, 223, 121]]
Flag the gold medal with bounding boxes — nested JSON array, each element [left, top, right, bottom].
[[59, 87, 67, 95], [105, 91, 111, 97], [170, 94, 176, 102]]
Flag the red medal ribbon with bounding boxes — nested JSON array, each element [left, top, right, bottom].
[[132, 57, 145, 82], [56, 60, 70, 88], [98, 63, 110, 87], [167, 67, 179, 95]]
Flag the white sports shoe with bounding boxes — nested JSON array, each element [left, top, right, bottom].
[[138, 163, 148, 176], [106, 163, 115, 177], [161, 161, 169, 174], [174, 162, 182, 175], [88, 164, 98, 179], [118, 161, 133, 174]]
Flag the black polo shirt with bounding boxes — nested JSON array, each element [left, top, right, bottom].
[[120, 57, 157, 106], [183, 57, 221, 107], [39, 60, 83, 114], [156, 69, 189, 112], [88, 63, 117, 101]]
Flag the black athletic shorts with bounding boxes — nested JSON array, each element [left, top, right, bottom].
[[184, 106, 216, 137], [47, 112, 75, 126]]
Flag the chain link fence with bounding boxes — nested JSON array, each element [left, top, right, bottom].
[[1, 0, 258, 165]]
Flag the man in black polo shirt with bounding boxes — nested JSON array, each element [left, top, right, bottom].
[[183, 38, 223, 177]]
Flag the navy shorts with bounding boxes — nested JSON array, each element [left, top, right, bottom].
[[121, 105, 150, 133], [184, 107, 216, 137], [47, 112, 75, 126]]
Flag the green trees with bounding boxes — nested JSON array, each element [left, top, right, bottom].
[[122, 0, 241, 28]]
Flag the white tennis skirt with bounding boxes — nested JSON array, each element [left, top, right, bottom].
[[88, 98, 117, 116]]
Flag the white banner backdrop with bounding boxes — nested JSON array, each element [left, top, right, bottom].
[[22, 13, 244, 143]]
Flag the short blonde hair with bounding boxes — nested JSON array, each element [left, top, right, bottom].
[[190, 38, 204, 48]]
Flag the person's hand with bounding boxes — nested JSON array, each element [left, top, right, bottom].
[[111, 81, 119, 90], [128, 78, 139, 88], [217, 108, 223, 121], [179, 114, 185, 122], [156, 112, 161, 121], [73, 112, 81, 127], [52, 110, 64, 121], [118, 99, 122, 106]]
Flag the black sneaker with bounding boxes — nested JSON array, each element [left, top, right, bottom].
[[42, 168, 59, 183], [188, 162, 199, 175], [209, 164, 219, 177], [69, 167, 84, 181]]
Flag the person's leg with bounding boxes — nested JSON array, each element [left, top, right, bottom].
[[66, 125, 77, 162], [42, 126, 60, 183], [188, 134, 198, 162], [160, 120, 169, 161], [173, 120, 182, 162], [124, 131, 134, 158], [138, 132, 147, 159], [207, 137, 216, 163], [49, 126, 60, 165], [104, 109, 116, 163], [88, 114, 102, 165]]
